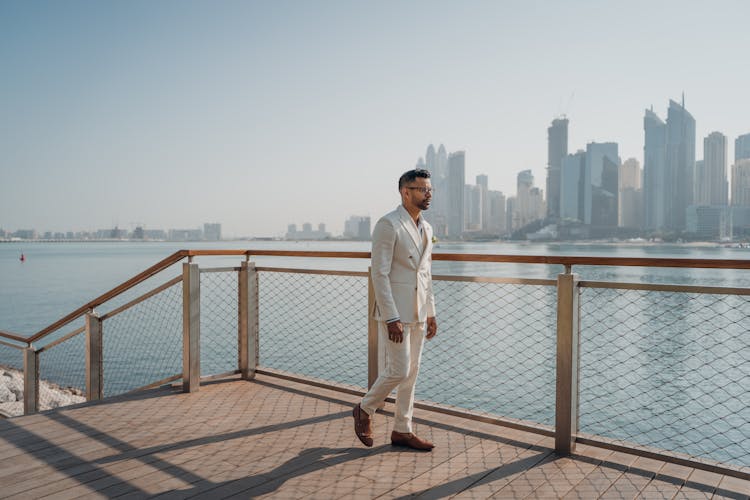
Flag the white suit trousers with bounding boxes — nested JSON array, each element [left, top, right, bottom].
[[360, 321, 426, 433]]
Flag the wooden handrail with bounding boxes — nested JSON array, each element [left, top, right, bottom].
[[186, 249, 372, 259], [25, 250, 189, 344], [9, 247, 750, 346], [186, 249, 750, 270], [0, 329, 29, 344], [432, 253, 750, 269]]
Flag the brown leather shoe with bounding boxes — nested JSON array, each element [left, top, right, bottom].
[[352, 404, 373, 447], [391, 431, 434, 451]]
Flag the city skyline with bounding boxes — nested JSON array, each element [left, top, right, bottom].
[[2, 1, 749, 237], [417, 95, 750, 241], [4, 111, 749, 240]]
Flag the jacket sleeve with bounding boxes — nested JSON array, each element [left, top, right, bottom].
[[371, 217, 400, 322]]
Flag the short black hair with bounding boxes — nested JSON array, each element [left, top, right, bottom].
[[398, 168, 431, 190]]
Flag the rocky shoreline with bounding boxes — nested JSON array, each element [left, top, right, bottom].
[[0, 366, 86, 418]]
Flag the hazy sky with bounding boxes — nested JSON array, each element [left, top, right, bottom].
[[2, 0, 749, 237]]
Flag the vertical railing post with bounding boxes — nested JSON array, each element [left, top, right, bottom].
[[367, 267, 378, 389], [85, 312, 104, 401], [182, 262, 201, 392], [555, 270, 580, 454], [23, 347, 39, 415], [239, 261, 259, 380]]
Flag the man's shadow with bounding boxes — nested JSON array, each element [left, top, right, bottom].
[[169, 444, 423, 498]]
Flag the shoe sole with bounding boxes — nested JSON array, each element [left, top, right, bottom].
[[390, 440, 434, 451]]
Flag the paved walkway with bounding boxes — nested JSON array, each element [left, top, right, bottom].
[[0, 374, 748, 499]]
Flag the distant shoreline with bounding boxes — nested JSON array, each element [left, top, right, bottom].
[[1, 238, 744, 247], [0, 239, 219, 244]]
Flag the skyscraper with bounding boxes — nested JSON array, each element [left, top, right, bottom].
[[487, 190, 506, 235], [465, 184, 482, 231], [506, 196, 517, 232], [434, 144, 449, 236], [516, 170, 534, 228], [476, 174, 489, 231], [731, 159, 750, 237], [560, 151, 586, 222], [643, 108, 667, 230], [423, 144, 448, 236], [665, 98, 696, 231], [516, 170, 544, 227], [436, 144, 448, 179], [620, 158, 641, 191], [447, 151, 465, 239], [586, 142, 620, 227], [732, 159, 750, 205], [344, 216, 371, 240], [546, 117, 569, 219], [619, 158, 642, 228], [735, 133, 750, 162], [698, 132, 728, 206], [203, 223, 222, 241], [694, 160, 705, 202], [425, 144, 436, 171]]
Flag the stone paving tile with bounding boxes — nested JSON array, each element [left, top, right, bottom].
[[636, 461, 693, 499], [670, 468, 724, 499], [714, 475, 750, 500], [403, 435, 544, 498], [560, 451, 630, 499], [488, 454, 566, 498], [1, 375, 749, 500], [599, 456, 662, 499], [525, 456, 598, 498], [447, 449, 554, 498]]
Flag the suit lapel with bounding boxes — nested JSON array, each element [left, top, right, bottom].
[[417, 224, 431, 267], [397, 206, 423, 256]]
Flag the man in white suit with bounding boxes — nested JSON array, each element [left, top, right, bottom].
[[353, 168, 438, 451]]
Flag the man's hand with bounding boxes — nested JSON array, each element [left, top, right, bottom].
[[387, 320, 404, 343], [426, 316, 438, 339]]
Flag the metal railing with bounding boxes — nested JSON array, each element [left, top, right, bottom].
[[0, 249, 748, 480]]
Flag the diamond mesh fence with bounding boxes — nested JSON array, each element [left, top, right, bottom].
[[256, 270, 558, 427], [200, 270, 239, 377], [420, 279, 557, 426], [0, 344, 23, 371], [102, 280, 183, 397], [39, 327, 86, 410], [579, 285, 750, 468], [258, 271, 369, 388]]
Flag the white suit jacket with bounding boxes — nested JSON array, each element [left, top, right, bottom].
[[370, 205, 436, 324]]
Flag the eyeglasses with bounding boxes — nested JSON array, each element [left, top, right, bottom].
[[406, 187, 433, 194]]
